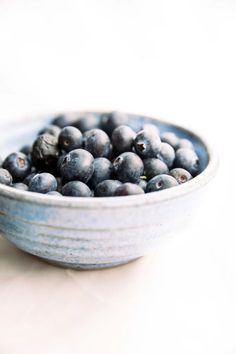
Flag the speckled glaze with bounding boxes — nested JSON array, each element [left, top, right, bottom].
[[0, 112, 218, 269]]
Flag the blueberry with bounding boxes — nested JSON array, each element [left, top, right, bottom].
[[62, 181, 92, 197], [156, 142, 175, 168], [52, 114, 74, 128], [146, 174, 178, 193], [12, 183, 29, 191], [29, 173, 57, 194], [20, 145, 32, 155], [101, 111, 128, 136], [3, 152, 31, 182], [58, 126, 83, 152], [170, 168, 192, 184], [114, 183, 144, 196], [143, 158, 169, 180], [84, 128, 111, 158], [137, 179, 147, 192], [0, 168, 13, 186], [112, 125, 135, 154], [47, 191, 62, 196], [175, 148, 200, 176], [39, 125, 61, 138], [74, 113, 99, 133], [23, 172, 37, 186], [59, 149, 94, 183], [31, 134, 60, 173], [134, 130, 161, 158], [113, 152, 144, 183], [89, 157, 113, 189], [161, 132, 179, 150], [178, 138, 194, 150], [142, 123, 160, 136], [94, 179, 122, 197]]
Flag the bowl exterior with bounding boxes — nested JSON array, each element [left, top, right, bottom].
[[0, 187, 202, 269], [0, 111, 217, 269]]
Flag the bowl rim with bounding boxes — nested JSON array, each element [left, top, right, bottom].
[[0, 111, 218, 209]]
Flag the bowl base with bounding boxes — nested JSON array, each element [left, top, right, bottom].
[[43, 257, 141, 270]]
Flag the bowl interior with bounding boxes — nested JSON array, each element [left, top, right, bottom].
[[0, 112, 209, 173]]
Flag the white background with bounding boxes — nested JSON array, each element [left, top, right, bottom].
[[0, 1, 235, 354]]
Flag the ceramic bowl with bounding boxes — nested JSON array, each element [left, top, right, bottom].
[[0, 112, 217, 269]]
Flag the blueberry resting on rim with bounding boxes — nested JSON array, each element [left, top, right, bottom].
[[58, 126, 83, 152], [113, 152, 144, 183], [39, 125, 61, 138], [29, 173, 57, 194], [100, 111, 129, 136], [31, 134, 60, 173], [12, 183, 29, 191], [161, 132, 180, 150], [174, 148, 200, 176], [146, 174, 179, 193], [89, 157, 113, 189], [114, 183, 144, 196], [94, 179, 122, 197], [62, 181, 92, 197], [3, 152, 31, 182], [156, 142, 175, 168], [170, 168, 193, 184], [59, 149, 94, 183], [134, 130, 161, 158], [0, 168, 13, 186], [143, 158, 169, 180], [111, 125, 135, 154]]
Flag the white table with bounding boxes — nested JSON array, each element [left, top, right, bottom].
[[0, 1, 235, 353]]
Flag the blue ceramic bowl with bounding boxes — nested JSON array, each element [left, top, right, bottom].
[[0, 112, 217, 269]]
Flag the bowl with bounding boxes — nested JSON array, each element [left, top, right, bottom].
[[0, 112, 217, 269]]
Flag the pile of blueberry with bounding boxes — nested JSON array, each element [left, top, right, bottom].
[[0, 112, 200, 197]]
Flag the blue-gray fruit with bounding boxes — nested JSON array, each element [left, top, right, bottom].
[[62, 181, 92, 197], [59, 149, 94, 182], [84, 129, 111, 158], [146, 174, 178, 193], [13, 183, 29, 191], [143, 158, 169, 180], [113, 152, 144, 183], [31, 134, 60, 173], [161, 132, 179, 150], [134, 130, 161, 158], [112, 125, 135, 154], [175, 148, 199, 176], [170, 168, 193, 184], [3, 152, 31, 182], [29, 173, 57, 194], [114, 183, 144, 196], [90, 157, 113, 188], [94, 179, 122, 197], [58, 126, 83, 152], [157, 142, 175, 168], [0, 168, 13, 186]]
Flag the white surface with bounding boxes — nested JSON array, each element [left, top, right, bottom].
[[0, 1, 235, 354]]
